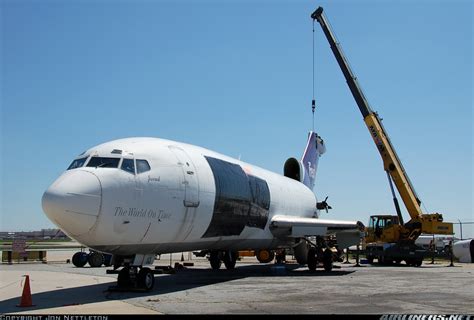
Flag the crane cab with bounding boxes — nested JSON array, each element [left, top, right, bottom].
[[366, 215, 402, 243]]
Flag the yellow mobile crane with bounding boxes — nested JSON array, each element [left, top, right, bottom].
[[311, 7, 453, 266]]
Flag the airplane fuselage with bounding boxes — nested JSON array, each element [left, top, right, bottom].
[[42, 137, 318, 256]]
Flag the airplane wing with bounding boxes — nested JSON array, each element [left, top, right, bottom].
[[269, 215, 365, 248]]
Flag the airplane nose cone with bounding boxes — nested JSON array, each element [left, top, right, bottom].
[[42, 170, 102, 237]]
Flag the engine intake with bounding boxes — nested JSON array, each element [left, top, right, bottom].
[[284, 158, 303, 183]]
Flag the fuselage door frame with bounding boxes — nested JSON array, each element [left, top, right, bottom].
[[169, 146, 200, 208]]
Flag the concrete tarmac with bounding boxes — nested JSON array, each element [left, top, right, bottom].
[[0, 251, 473, 315]]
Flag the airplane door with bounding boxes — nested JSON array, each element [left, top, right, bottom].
[[169, 146, 200, 208]]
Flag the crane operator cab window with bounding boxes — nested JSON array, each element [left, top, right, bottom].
[[375, 218, 385, 237], [385, 216, 399, 228], [369, 216, 387, 238], [370, 216, 400, 238]]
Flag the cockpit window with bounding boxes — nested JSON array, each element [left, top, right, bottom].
[[136, 159, 151, 174], [67, 157, 88, 170], [87, 157, 120, 168], [121, 159, 135, 174]]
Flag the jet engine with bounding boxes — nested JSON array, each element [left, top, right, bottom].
[[284, 158, 304, 183]]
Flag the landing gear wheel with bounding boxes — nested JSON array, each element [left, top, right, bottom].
[[138, 267, 155, 291], [209, 251, 222, 270], [103, 254, 113, 267], [275, 250, 286, 264], [223, 251, 238, 270], [88, 251, 104, 268], [307, 248, 317, 272], [256, 250, 275, 263], [72, 252, 88, 267], [323, 248, 333, 272], [117, 267, 131, 288]]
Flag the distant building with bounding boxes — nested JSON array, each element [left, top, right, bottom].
[[0, 229, 69, 240]]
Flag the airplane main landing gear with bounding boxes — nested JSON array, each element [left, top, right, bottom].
[[72, 250, 112, 268], [208, 250, 238, 270], [307, 248, 317, 272], [209, 251, 222, 270], [72, 252, 88, 267], [88, 251, 104, 268], [305, 236, 334, 272], [323, 248, 333, 272], [222, 251, 239, 269]]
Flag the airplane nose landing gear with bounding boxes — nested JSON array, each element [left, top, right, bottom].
[[138, 268, 155, 291], [117, 266, 155, 291], [117, 267, 132, 288], [111, 254, 157, 292]]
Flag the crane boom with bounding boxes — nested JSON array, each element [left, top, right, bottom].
[[311, 7, 452, 236]]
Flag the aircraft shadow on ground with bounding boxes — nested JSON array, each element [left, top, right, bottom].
[[0, 264, 354, 313]]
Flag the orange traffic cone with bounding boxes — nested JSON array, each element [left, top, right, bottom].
[[17, 275, 35, 307]]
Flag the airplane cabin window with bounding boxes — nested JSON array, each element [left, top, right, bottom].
[[121, 159, 135, 174], [67, 157, 88, 170], [86, 157, 120, 168], [136, 159, 151, 174]]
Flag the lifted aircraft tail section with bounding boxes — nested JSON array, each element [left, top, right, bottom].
[[283, 131, 326, 191]]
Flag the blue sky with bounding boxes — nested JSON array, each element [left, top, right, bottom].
[[1, 0, 472, 238]]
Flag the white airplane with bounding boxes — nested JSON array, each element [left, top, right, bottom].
[[42, 131, 364, 290]]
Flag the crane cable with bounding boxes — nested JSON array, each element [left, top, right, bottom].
[[312, 19, 316, 132]]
